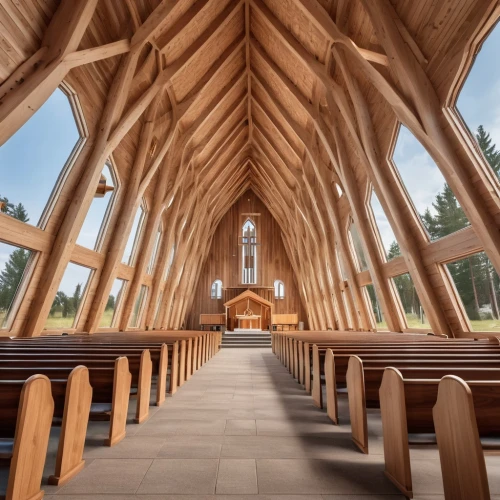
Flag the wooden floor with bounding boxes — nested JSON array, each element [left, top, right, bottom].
[[5, 347, 500, 499]]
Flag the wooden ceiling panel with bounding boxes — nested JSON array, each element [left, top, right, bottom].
[[170, 3, 244, 102], [251, 45, 309, 130], [251, 6, 315, 103], [180, 58, 246, 132], [262, 0, 330, 62], [158, 0, 233, 58]]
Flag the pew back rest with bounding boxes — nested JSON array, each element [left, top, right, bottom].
[[433, 376, 490, 500], [6, 375, 54, 500]]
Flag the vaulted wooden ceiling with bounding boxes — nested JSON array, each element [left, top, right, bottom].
[[0, 0, 498, 336]]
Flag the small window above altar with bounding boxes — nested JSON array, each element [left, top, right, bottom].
[[211, 279, 223, 299], [274, 280, 285, 299]]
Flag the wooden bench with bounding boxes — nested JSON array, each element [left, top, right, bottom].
[[379, 368, 500, 498], [433, 375, 496, 500], [0, 375, 54, 500], [311, 343, 500, 408]]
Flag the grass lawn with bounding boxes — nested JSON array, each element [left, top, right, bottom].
[[99, 308, 114, 328], [44, 313, 76, 330]]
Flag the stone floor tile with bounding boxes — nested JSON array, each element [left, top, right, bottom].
[[225, 419, 257, 436], [135, 418, 227, 436], [57, 459, 152, 494], [216, 459, 258, 494], [136, 459, 218, 494]]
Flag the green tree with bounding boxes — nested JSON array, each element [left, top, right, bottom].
[[10, 203, 29, 223], [476, 125, 500, 177], [387, 241, 401, 260], [106, 294, 115, 311], [72, 283, 82, 313], [421, 184, 469, 240], [0, 248, 30, 311], [0, 200, 31, 324]]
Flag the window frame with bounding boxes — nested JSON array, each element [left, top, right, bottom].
[[274, 280, 285, 300], [211, 279, 223, 300]]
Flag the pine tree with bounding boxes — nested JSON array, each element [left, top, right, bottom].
[[421, 184, 469, 240], [10, 203, 29, 223], [0, 200, 30, 322], [0, 248, 30, 311], [387, 241, 401, 260], [476, 125, 500, 177]]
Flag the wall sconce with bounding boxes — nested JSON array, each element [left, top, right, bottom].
[[95, 174, 115, 198]]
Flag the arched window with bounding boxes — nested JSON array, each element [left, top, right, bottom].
[[77, 161, 118, 250], [0, 84, 86, 229], [348, 219, 368, 272], [211, 279, 223, 299], [122, 199, 147, 266], [369, 189, 398, 261], [241, 219, 257, 284], [163, 245, 175, 281], [147, 221, 163, 275], [456, 22, 500, 186], [391, 124, 470, 241], [274, 280, 285, 299]]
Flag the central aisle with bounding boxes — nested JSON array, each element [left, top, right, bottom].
[[45, 348, 447, 499]]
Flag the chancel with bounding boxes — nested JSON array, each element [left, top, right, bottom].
[[0, 0, 500, 498]]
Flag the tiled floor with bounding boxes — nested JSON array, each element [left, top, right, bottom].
[[5, 347, 500, 499]]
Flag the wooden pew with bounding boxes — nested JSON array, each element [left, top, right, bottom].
[[379, 368, 500, 498], [0, 358, 130, 448], [0, 375, 54, 500], [0, 343, 170, 404], [433, 376, 492, 500], [310, 343, 500, 408]]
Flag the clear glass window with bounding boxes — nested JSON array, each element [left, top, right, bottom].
[[77, 162, 117, 250], [392, 125, 470, 241], [242, 219, 257, 284], [365, 284, 387, 330], [130, 284, 148, 328], [211, 279, 223, 299], [163, 245, 175, 281], [0, 241, 34, 328], [447, 251, 500, 332], [99, 278, 127, 328], [122, 201, 146, 266], [147, 223, 162, 274], [370, 190, 398, 261], [274, 280, 285, 299], [349, 220, 368, 272], [392, 273, 431, 329], [45, 262, 93, 329], [456, 23, 500, 183], [0, 87, 83, 228]]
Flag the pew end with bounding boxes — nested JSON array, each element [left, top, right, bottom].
[[134, 350, 152, 424], [6, 375, 54, 500], [324, 349, 339, 425], [49, 366, 92, 486], [379, 367, 413, 499], [346, 356, 368, 454], [156, 344, 169, 406], [312, 345, 322, 408], [105, 357, 131, 447], [433, 376, 490, 500]]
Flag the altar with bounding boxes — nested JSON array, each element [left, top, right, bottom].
[[224, 290, 273, 332], [236, 315, 261, 330]]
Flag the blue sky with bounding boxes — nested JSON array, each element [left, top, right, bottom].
[[0, 25, 499, 317]]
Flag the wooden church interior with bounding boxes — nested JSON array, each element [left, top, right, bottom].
[[0, 0, 500, 498]]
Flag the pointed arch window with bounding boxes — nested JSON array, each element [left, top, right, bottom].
[[122, 199, 147, 266], [147, 221, 163, 275], [211, 279, 223, 299], [77, 161, 118, 251], [274, 280, 285, 299], [0, 84, 86, 230], [241, 219, 257, 284]]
